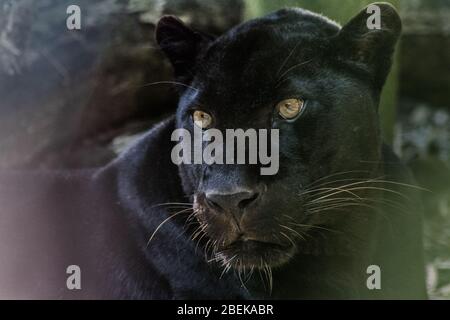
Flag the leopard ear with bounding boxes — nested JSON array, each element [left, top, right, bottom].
[[333, 2, 402, 89], [156, 16, 213, 81]]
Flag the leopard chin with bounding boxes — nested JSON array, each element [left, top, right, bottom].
[[215, 239, 296, 270]]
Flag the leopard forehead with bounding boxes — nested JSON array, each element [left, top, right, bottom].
[[195, 9, 341, 85]]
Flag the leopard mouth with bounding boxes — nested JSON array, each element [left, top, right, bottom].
[[216, 239, 296, 269], [193, 195, 297, 268]]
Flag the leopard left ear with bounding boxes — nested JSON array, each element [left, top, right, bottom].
[[333, 2, 402, 89], [156, 16, 214, 83]]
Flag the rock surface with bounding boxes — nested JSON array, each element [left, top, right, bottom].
[[0, 0, 243, 169]]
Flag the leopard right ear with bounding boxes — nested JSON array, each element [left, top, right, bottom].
[[156, 16, 214, 81], [333, 3, 402, 90]]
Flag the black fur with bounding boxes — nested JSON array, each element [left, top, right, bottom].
[[0, 3, 426, 299]]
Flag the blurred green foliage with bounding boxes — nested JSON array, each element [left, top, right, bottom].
[[244, 0, 400, 143]]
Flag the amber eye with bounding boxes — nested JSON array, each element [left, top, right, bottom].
[[192, 110, 213, 129], [277, 98, 305, 120]]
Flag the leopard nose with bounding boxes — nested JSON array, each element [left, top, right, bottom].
[[206, 191, 260, 212]]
